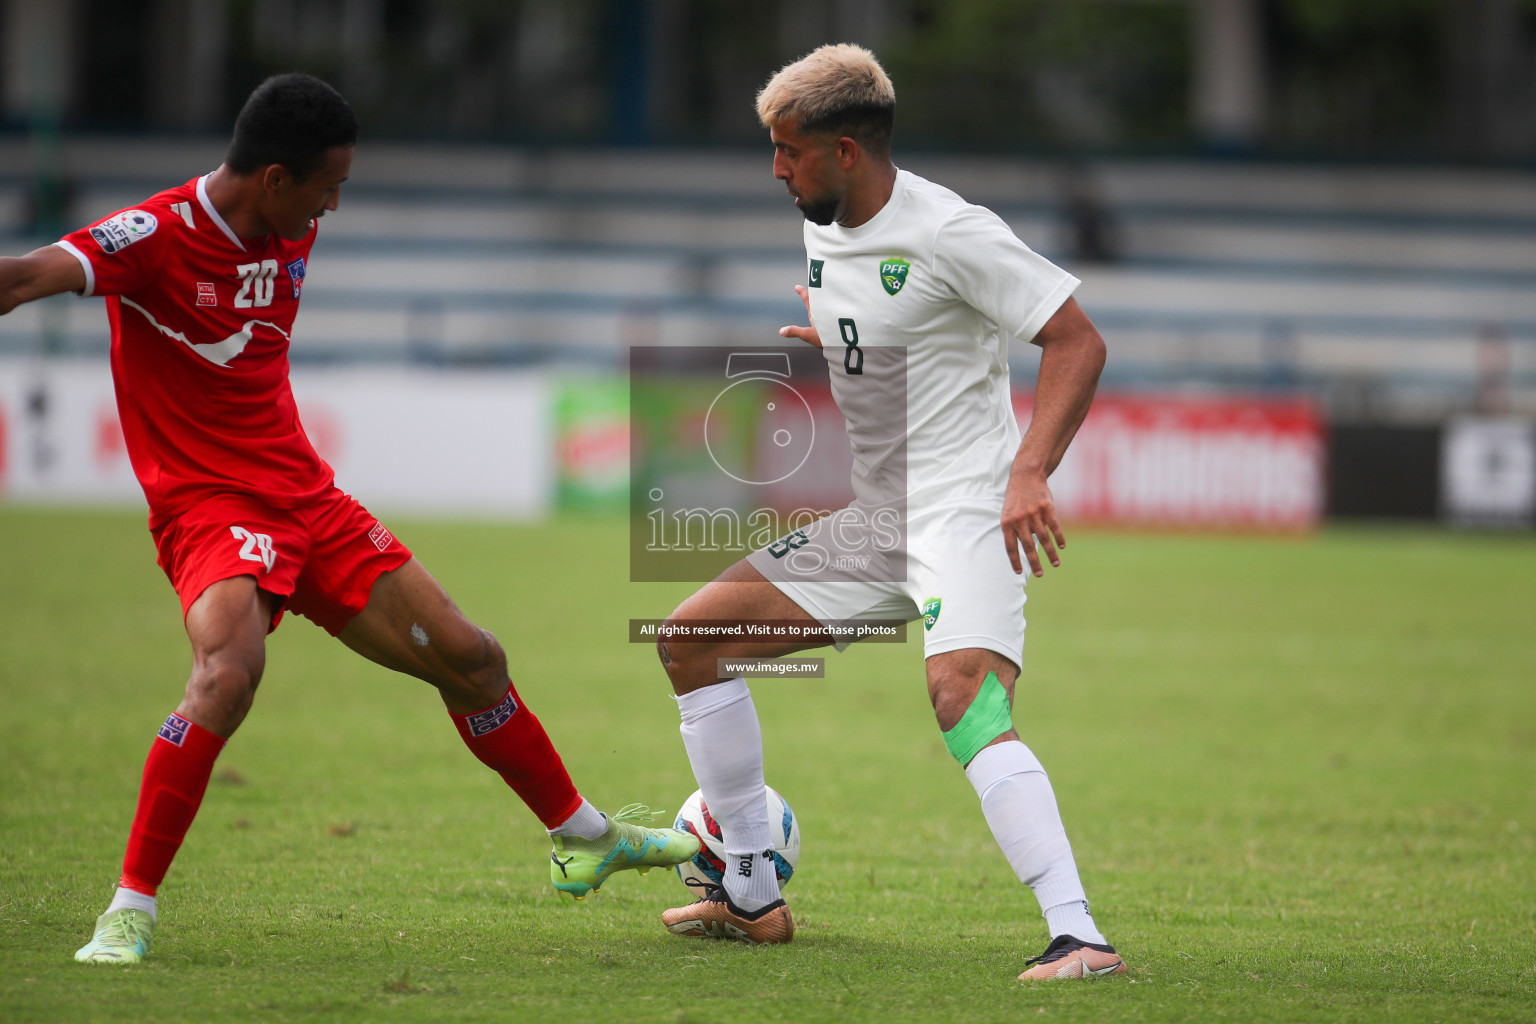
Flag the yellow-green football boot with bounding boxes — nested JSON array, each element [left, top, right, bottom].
[[75, 908, 155, 964], [550, 804, 701, 899]]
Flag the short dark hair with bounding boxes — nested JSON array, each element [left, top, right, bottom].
[[802, 103, 895, 156], [225, 73, 358, 181]]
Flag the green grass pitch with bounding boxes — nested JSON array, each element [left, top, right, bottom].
[[1, 508, 1532, 1023]]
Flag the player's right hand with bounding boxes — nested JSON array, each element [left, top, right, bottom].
[[778, 285, 822, 348]]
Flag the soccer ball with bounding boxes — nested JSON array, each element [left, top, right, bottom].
[[673, 786, 799, 899]]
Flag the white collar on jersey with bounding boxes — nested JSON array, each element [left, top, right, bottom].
[[197, 174, 246, 251], [824, 169, 910, 240]]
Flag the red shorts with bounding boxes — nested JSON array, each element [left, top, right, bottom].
[[152, 488, 413, 636]]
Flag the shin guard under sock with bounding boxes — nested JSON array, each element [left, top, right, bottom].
[[965, 740, 1107, 944], [676, 679, 780, 911], [118, 713, 225, 896], [450, 683, 582, 829]]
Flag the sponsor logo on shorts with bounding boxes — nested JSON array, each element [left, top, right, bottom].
[[466, 689, 519, 736], [89, 210, 158, 254], [286, 257, 306, 299], [158, 713, 191, 746], [922, 595, 942, 631], [197, 282, 217, 306], [368, 521, 393, 551]]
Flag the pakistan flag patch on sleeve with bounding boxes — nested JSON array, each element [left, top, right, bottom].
[[879, 256, 911, 296], [922, 596, 942, 631]]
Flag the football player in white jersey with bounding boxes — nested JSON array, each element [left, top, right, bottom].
[[655, 44, 1124, 980]]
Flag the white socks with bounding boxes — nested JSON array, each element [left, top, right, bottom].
[[547, 797, 608, 841], [676, 678, 781, 912], [965, 741, 1107, 945], [106, 886, 157, 921], [673, 683, 1103, 932]]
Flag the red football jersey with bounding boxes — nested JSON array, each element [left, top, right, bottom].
[[56, 175, 333, 526]]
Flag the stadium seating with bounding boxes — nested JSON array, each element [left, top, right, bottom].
[[1, 138, 1531, 416]]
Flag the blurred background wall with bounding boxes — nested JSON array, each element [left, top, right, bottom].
[[1, 0, 1533, 527], [7, 0, 1536, 157]]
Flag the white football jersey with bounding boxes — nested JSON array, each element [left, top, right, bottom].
[[804, 169, 1079, 508]]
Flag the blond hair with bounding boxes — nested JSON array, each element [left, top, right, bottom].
[[756, 43, 896, 151]]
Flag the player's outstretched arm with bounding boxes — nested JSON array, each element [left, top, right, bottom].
[[1003, 297, 1106, 577], [0, 245, 87, 316], [778, 284, 822, 348]]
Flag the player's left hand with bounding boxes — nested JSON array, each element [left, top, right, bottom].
[[1002, 465, 1065, 577], [778, 285, 822, 348]]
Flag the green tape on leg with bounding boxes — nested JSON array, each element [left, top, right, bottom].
[[941, 671, 1013, 766]]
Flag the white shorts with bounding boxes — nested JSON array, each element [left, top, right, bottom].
[[747, 501, 1026, 668]]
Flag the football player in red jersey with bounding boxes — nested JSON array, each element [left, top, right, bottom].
[[0, 74, 698, 964]]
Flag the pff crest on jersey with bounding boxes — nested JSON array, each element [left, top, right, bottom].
[[880, 256, 911, 296]]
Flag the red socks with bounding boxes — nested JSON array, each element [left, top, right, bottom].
[[115, 689, 579, 897], [449, 683, 582, 828], [119, 713, 225, 896]]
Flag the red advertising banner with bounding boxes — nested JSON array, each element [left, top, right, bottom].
[[1016, 393, 1326, 531]]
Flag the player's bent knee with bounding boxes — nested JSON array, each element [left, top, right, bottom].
[[939, 671, 1014, 767], [429, 623, 508, 707], [183, 655, 263, 733], [656, 618, 708, 675], [191, 652, 263, 697]]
